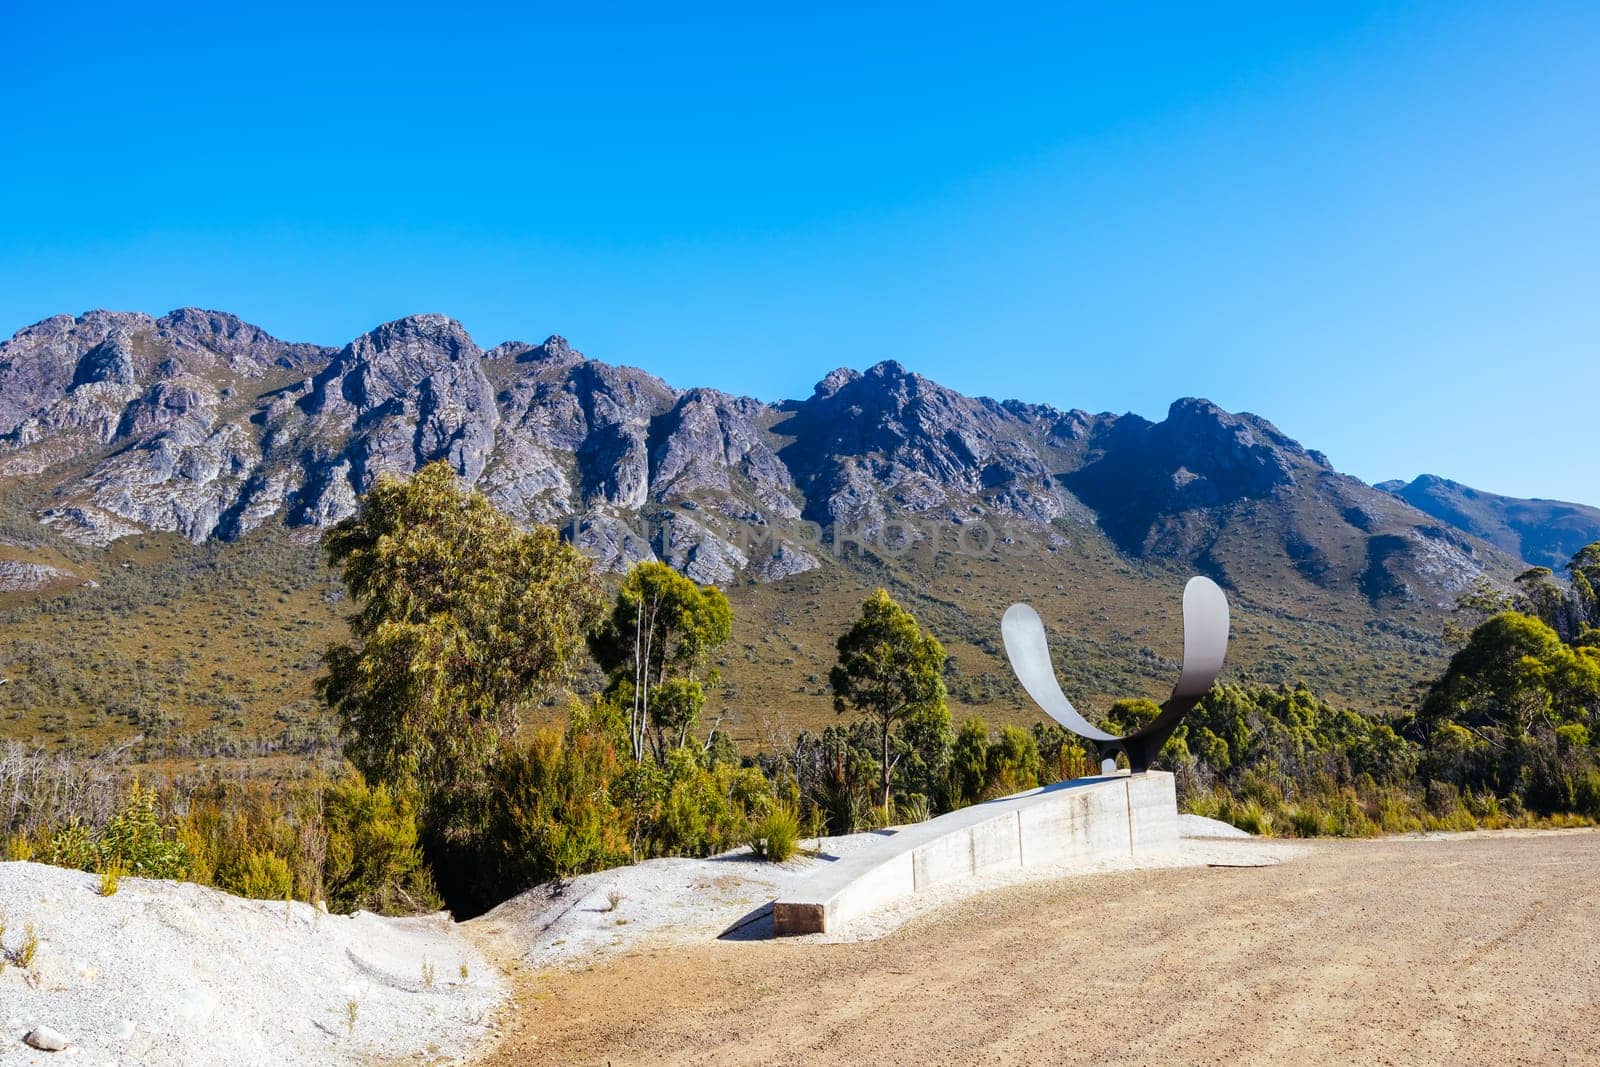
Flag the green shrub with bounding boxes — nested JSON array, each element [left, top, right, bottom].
[[322, 769, 440, 915], [985, 725, 1042, 798], [45, 778, 190, 880], [747, 804, 800, 862], [236, 849, 293, 900], [98, 778, 190, 879], [430, 724, 633, 916], [1222, 797, 1274, 836], [1372, 790, 1425, 833], [99, 861, 123, 896], [177, 773, 325, 903], [657, 750, 748, 857], [1180, 789, 1224, 820], [1462, 787, 1502, 821], [1284, 805, 1328, 837], [45, 820, 97, 871], [896, 793, 932, 825]]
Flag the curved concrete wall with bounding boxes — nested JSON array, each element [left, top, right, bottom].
[[772, 771, 1177, 935]]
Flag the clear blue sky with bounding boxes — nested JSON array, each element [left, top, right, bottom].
[[2, 2, 1596, 502]]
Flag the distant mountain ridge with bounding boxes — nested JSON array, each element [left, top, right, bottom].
[[1378, 474, 1600, 572], [0, 308, 1519, 608]]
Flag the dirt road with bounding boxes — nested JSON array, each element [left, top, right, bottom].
[[476, 831, 1600, 1065]]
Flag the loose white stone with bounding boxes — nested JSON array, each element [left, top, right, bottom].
[[24, 1025, 70, 1050]]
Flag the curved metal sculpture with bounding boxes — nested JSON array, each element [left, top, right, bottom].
[[1001, 576, 1230, 773]]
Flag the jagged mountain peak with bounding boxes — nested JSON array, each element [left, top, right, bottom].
[[864, 358, 913, 379], [1162, 397, 1309, 456], [0, 306, 1536, 606], [486, 334, 584, 367], [154, 308, 332, 371], [343, 313, 479, 357], [808, 366, 862, 400]]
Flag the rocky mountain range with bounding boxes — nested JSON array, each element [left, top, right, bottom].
[[0, 308, 1567, 607], [1378, 474, 1600, 573]]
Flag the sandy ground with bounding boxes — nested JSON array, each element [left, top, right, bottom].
[[0, 862, 503, 1065], [475, 829, 1600, 1066]]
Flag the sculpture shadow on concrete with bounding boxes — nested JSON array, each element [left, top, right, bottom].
[[1002, 576, 1230, 774]]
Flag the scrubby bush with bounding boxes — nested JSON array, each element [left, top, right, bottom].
[[45, 778, 190, 879], [235, 849, 293, 900], [747, 804, 800, 862], [97, 778, 191, 878], [895, 793, 932, 825], [434, 722, 633, 915], [99, 861, 123, 896], [178, 772, 327, 904], [321, 769, 440, 914], [1226, 797, 1274, 836], [945, 717, 1042, 807]]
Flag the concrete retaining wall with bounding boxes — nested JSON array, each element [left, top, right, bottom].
[[772, 771, 1177, 935]]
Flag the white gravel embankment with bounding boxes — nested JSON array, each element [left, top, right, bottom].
[[0, 861, 503, 1066], [471, 819, 1299, 969]]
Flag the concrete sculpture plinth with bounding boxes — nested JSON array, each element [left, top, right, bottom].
[[772, 771, 1177, 936], [773, 576, 1224, 936]]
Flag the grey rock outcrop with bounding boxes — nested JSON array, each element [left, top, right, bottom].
[[0, 560, 74, 591], [775, 360, 1070, 534], [280, 314, 500, 526]]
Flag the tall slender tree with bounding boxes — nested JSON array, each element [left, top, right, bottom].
[[830, 589, 948, 812], [589, 561, 733, 763]]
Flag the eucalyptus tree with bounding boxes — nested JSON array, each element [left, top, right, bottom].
[[589, 561, 733, 763], [830, 588, 949, 812], [317, 461, 602, 802]]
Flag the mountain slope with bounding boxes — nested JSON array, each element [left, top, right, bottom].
[[1378, 474, 1600, 571]]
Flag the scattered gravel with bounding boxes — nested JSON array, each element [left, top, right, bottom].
[[1180, 813, 1254, 838], [469, 832, 893, 970], [479, 831, 1600, 1066], [0, 861, 504, 1066]]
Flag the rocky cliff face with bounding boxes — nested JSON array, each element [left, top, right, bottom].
[[774, 360, 1079, 535], [0, 308, 1516, 602], [0, 310, 332, 542]]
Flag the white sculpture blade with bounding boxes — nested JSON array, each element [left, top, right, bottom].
[[1173, 575, 1229, 700], [1001, 602, 1117, 742]]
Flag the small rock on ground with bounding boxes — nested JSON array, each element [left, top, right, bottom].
[[24, 1025, 70, 1051]]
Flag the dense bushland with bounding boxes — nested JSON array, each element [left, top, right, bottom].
[[0, 746, 438, 912]]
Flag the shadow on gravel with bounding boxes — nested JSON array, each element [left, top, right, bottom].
[[719, 903, 774, 941]]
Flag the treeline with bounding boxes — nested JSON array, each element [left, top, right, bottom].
[[6, 464, 1599, 919]]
